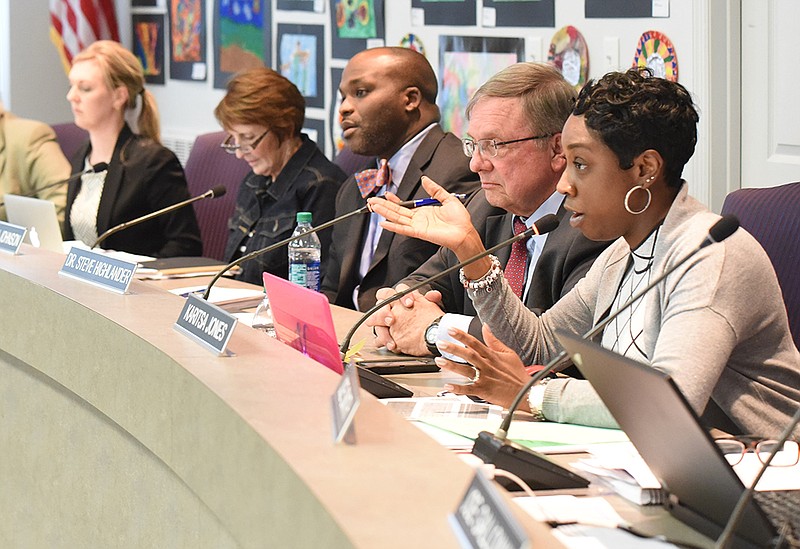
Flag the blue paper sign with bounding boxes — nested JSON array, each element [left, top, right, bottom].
[[0, 221, 26, 255], [59, 246, 137, 294], [174, 293, 237, 356]]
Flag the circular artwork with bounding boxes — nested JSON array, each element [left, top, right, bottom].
[[633, 30, 679, 82], [548, 25, 589, 90], [399, 33, 426, 57]]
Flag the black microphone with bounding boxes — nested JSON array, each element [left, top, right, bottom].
[[0, 162, 108, 207], [471, 214, 741, 491], [715, 406, 800, 549], [201, 204, 372, 300], [90, 185, 226, 249], [338, 213, 561, 356]]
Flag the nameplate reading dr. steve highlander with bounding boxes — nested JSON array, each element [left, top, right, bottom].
[[59, 246, 137, 294], [174, 293, 237, 356]]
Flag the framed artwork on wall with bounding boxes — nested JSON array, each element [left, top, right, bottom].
[[168, 0, 207, 81], [277, 24, 325, 109], [438, 35, 524, 137], [302, 117, 327, 156], [482, 0, 554, 27], [213, 0, 270, 89], [411, 0, 476, 26], [329, 0, 385, 60], [585, 0, 656, 18], [330, 67, 344, 157], [132, 13, 166, 85], [278, 0, 324, 12]]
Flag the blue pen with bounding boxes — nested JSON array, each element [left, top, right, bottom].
[[399, 193, 469, 209]]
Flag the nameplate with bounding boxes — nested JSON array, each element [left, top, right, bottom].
[[0, 221, 26, 255], [59, 246, 137, 294], [174, 293, 237, 356], [331, 362, 361, 444], [450, 471, 529, 549]]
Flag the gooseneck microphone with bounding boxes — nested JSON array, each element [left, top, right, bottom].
[[0, 162, 109, 208], [471, 214, 741, 490], [201, 204, 371, 300], [90, 185, 226, 249], [715, 406, 800, 549], [338, 213, 561, 356]]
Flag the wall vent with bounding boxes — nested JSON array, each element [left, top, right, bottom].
[[161, 132, 198, 167]]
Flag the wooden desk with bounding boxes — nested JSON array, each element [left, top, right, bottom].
[[0, 246, 564, 548]]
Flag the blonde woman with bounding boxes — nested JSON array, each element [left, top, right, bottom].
[[64, 40, 201, 257]]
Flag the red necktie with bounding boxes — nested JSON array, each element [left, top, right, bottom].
[[505, 217, 529, 298], [355, 159, 391, 198]]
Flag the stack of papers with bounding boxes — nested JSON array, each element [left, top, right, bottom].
[[169, 285, 265, 310], [573, 442, 664, 505]]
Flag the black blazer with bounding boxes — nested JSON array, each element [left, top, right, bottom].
[[322, 126, 479, 310], [402, 190, 612, 337], [65, 124, 202, 257]]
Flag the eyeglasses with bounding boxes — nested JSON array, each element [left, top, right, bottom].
[[714, 436, 800, 467], [461, 134, 554, 158], [220, 129, 270, 154]]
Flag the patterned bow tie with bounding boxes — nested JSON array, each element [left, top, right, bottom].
[[355, 159, 391, 198]]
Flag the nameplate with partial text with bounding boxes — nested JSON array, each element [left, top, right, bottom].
[[59, 246, 137, 294], [450, 471, 529, 549], [331, 362, 361, 444], [174, 293, 237, 356], [0, 221, 26, 255]]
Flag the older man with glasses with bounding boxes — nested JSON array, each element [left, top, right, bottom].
[[215, 67, 346, 285], [367, 63, 612, 360]]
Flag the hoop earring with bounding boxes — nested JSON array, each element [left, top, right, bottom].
[[624, 184, 652, 215]]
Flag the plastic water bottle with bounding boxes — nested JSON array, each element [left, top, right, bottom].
[[288, 212, 321, 291]]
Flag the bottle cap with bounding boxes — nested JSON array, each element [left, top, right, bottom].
[[296, 212, 312, 223]]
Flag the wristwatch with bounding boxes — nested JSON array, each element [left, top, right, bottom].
[[424, 316, 444, 356]]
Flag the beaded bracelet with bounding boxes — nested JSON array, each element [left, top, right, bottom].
[[459, 254, 502, 291]]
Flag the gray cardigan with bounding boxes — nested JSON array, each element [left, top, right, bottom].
[[468, 184, 800, 437]]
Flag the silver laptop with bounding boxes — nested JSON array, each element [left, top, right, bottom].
[[4, 194, 65, 253], [556, 330, 799, 548]]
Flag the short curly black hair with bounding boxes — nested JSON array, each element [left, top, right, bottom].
[[573, 69, 698, 188]]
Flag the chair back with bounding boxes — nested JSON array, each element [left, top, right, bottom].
[[184, 131, 250, 261], [721, 182, 800, 348], [51, 122, 89, 162]]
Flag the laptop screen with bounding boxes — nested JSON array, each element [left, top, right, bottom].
[[555, 330, 776, 547], [4, 194, 64, 253], [262, 272, 343, 374]]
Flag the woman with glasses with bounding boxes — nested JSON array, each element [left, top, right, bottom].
[[215, 68, 346, 285], [64, 41, 201, 257], [369, 69, 800, 438]]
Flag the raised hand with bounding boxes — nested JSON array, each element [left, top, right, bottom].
[[368, 176, 484, 260], [434, 324, 531, 411]]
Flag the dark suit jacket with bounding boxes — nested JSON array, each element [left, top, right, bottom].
[[322, 126, 479, 310], [65, 124, 202, 258], [402, 190, 612, 337]]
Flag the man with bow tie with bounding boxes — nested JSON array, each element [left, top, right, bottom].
[[322, 47, 478, 311]]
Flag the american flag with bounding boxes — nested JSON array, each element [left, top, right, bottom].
[[49, 0, 120, 72]]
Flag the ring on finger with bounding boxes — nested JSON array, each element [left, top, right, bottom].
[[470, 366, 480, 384]]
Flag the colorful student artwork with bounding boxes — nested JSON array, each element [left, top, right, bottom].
[[399, 33, 426, 56], [170, 0, 203, 62], [335, 0, 377, 39], [279, 34, 318, 98], [132, 14, 164, 84], [547, 25, 589, 90], [633, 30, 679, 82], [218, 0, 265, 74], [439, 50, 520, 137]]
